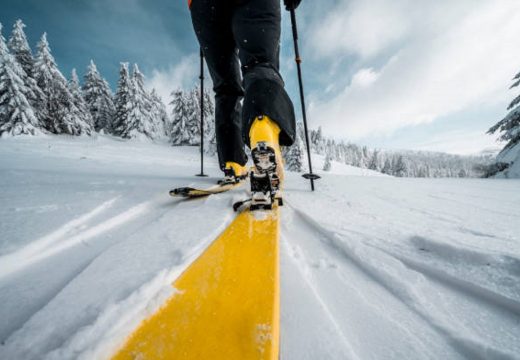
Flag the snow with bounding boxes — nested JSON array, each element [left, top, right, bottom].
[[0, 135, 519, 359]]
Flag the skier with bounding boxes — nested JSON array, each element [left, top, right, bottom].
[[189, 0, 301, 208]]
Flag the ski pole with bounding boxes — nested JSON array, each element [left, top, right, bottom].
[[290, 8, 320, 191], [196, 47, 208, 177]]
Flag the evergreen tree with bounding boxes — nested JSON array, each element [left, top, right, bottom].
[[169, 89, 192, 145], [284, 127, 305, 172], [488, 70, 520, 170], [201, 89, 217, 155], [394, 155, 408, 177], [112, 62, 132, 136], [323, 150, 332, 171], [311, 126, 324, 154], [136, 66, 170, 140], [82, 60, 115, 132], [186, 88, 202, 145], [8, 20, 34, 77], [34, 33, 92, 135], [115, 64, 155, 139], [381, 158, 392, 174], [8, 19, 47, 126], [0, 24, 40, 136], [361, 146, 370, 168], [169, 87, 216, 146], [150, 88, 169, 138], [116, 64, 158, 139], [68, 69, 94, 130], [368, 150, 380, 171]]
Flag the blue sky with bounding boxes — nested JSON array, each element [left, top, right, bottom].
[[2, 0, 519, 154]]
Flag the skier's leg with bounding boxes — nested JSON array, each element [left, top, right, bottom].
[[190, 0, 248, 170], [232, 0, 296, 148]]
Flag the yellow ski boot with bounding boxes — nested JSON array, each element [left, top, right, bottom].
[[219, 161, 249, 185], [249, 115, 284, 210]]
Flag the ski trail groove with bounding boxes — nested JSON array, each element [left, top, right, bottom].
[[280, 235, 361, 360], [0, 196, 169, 279], [286, 202, 519, 359], [0, 197, 119, 278], [0, 249, 107, 344], [0, 194, 186, 345], [282, 205, 462, 359], [366, 243, 520, 316]]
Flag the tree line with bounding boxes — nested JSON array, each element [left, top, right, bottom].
[[0, 19, 217, 149], [310, 127, 493, 178]]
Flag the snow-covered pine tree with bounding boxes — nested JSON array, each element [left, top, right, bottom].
[[68, 69, 94, 130], [368, 150, 380, 171], [112, 63, 131, 137], [201, 89, 217, 155], [361, 146, 370, 168], [284, 125, 305, 172], [115, 64, 156, 139], [311, 126, 325, 154], [0, 23, 40, 136], [34, 33, 92, 135], [8, 20, 34, 77], [394, 155, 408, 177], [131, 64, 159, 138], [169, 89, 191, 145], [323, 150, 332, 171], [8, 19, 48, 127], [150, 89, 169, 138], [82, 60, 115, 132], [487, 70, 520, 174], [186, 87, 202, 145], [381, 158, 392, 174]]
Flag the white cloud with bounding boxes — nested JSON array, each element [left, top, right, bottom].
[[146, 54, 199, 110], [308, 0, 413, 59], [351, 68, 379, 88], [307, 0, 520, 143]]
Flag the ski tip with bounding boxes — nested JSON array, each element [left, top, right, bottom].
[[233, 199, 250, 212], [169, 187, 195, 197], [233, 197, 283, 212]]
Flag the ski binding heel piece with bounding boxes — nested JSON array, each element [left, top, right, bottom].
[[252, 142, 277, 174], [249, 171, 278, 211]]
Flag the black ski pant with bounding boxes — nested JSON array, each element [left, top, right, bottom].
[[190, 0, 296, 169]]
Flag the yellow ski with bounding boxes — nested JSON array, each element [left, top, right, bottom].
[[112, 206, 280, 360], [169, 181, 243, 198]]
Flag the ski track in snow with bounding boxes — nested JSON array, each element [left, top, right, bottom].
[[282, 191, 520, 359], [0, 196, 121, 278], [0, 193, 180, 342], [282, 206, 462, 360], [1, 136, 520, 359]]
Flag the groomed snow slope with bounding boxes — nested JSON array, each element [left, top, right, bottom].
[[0, 135, 519, 359]]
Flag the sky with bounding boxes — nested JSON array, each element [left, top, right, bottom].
[[1, 0, 519, 155]]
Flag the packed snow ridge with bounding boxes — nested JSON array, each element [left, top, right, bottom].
[[0, 135, 519, 359]]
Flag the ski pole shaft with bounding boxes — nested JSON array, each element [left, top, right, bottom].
[[290, 8, 318, 191], [196, 48, 207, 177]]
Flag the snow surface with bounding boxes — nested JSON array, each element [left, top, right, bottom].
[[0, 135, 519, 359]]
